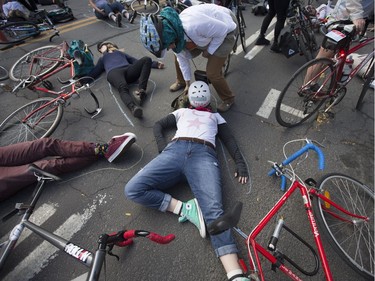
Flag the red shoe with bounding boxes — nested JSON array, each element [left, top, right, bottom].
[[105, 133, 136, 162]]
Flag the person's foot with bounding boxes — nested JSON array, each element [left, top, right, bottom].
[[169, 81, 186, 92], [105, 132, 136, 162], [129, 103, 143, 118], [129, 11, 137, 24], [133, 89, 147, 106], [179, 198, 206, 238], [270, 42, 281, 53], [115, 13, 122, 27], [217, 101, 234, 112], [255, 36, 270, 46]]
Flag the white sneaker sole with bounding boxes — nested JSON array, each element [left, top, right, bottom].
[[107, 132, 137, 163], [193, 199, 206, 238]]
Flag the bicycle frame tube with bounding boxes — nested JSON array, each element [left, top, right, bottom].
[[247, 180, 334, 281], [21, 99, 58, 128]]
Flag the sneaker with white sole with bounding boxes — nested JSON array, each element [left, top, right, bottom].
[[105, 132, 136, 162], [179, 198, 206, 238]]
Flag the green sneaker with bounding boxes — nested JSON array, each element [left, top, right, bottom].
[[178, 199, 206, 238]]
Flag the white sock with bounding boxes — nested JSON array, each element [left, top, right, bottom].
[[173, 201, 182, 215], [227, 269, 243, 280], [122, 9, 129, 19]]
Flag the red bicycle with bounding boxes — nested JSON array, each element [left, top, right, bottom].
[[275, 20, 374, 127], [208, 139, 374, 280], [0, 42, 101, 147]]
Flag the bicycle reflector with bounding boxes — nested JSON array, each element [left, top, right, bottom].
[[324, 190, 331, 209]]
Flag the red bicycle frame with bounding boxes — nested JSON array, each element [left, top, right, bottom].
[[245, 178, 368, 281]]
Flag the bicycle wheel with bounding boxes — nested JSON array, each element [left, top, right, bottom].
[[0, 21, 40, 45], [0, 65, 9, 81], [0, 98, 63, 146], [223, 54, 231, 77], [312, 173, 374, 280], [237, 9, 247, 52], [9, 45, 63, 82], [356, 64, 374, 110], [131, 0, 160, 15], [275, 57, 335, 127]]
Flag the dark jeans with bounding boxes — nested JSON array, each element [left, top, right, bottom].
[[0, 138, 96, 201], [106, 56, 152, 107], [94, 2, 124, 19], [260, 0, 290, 43]]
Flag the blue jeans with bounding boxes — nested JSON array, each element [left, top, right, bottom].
[[94, 2, 124, 19], [125, 140, 239, 257]]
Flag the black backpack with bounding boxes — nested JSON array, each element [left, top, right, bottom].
[[278, 26, 299, 58], [47, 7, 74, 24]]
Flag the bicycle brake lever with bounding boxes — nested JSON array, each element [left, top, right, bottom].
[[107, 244, 120, 261]]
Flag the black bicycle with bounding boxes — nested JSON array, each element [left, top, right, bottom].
[[285, 0, 318, 61], [0, 165, 175, 281]]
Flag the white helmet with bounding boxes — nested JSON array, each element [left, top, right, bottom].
[[188, 81, 211, 108]]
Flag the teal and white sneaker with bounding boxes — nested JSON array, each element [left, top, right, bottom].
[[178, 198, 206, 238]]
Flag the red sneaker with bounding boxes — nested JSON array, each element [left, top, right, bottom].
[[105, 133, 136, 162]]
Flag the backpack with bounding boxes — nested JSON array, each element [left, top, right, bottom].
[[67, 40, 94, 78], [47, 7, 74, 24], [278, 26, 299, 58]]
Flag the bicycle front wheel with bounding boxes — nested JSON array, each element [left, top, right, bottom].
[[9, 45, 63, 81], [0, 65, 9, 81], [0, 98, 63, 146], [0, 21, 40, 45], [312, 173, 374, 280], [275, 58, 335, 127]]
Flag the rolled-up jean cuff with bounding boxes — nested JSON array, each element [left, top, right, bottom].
[[159, 193, 172, 212], [215, 244, 239, 257]]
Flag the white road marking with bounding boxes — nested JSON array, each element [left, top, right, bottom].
[[0, 203, 58, 247], [2, 194, 108, 281], [256, 88, 280, 119]]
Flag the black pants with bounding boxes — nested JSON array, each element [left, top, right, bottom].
[[106, 57, 152, 107], [18, 0, 38, 11], [260, 0, 290, 43]]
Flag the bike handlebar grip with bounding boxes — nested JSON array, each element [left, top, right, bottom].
[[281, 175, 287, 191], [281, 143, 325, 170], [147, 232, 175, 244]]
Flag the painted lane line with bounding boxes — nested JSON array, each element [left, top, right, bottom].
[[256, 88, 280, 119], [245, 31, 275, 60], [0, 203, 58, 247], [3, 203, 98, 281]]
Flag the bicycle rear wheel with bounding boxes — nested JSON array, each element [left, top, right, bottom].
[[130, 0, 160, 15], [0, 98, 63, 146], [275, 57, 335, 127], [0, 21, 40, 45], [9, 45, 63, 81], [312, 173, 374, 280]]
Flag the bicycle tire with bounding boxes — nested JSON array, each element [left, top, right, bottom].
[[0, 21, 40, 45], [0, 65, 9, 81], [0, 98, 63, 146], [312, 173, 374, 280], [130, 0, 160, 15], [297, 32, 312, 62], [356, 64, 374, 110], [275, 58, 335, 127], [9, 45, 63, 82], [237, 9, 247, 53]]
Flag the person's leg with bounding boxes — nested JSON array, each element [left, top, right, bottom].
[[255, 0, 276, 45], [206, 55, 235, 109], [170, 55, 186, 92], [270, 0, 290, 52], [184, 144, 246, 280], [107, 68, 142, 117], [124, 142, 185, 210], [0, 138, 95, 167]]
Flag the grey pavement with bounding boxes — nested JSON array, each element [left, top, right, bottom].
[[0, 1, 373, 280]]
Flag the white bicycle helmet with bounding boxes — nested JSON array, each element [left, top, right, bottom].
[[140, 14, 165, 58], [188, 81, 211, 108]]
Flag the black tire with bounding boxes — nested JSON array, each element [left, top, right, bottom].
[[0, 98, 63, 146], [0, 21, 40, 45], [237, 9, 247, 52], [130, 0, 160, 15], [275, 58, 335, 127], [0, 66, 9, 81], [312, 173, 374, 280], [298, 32, 313, 62], [9, 45, 63, 82]]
